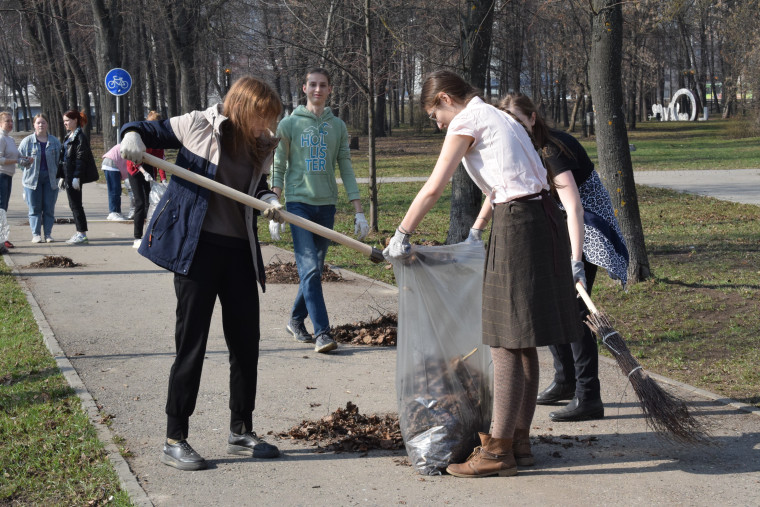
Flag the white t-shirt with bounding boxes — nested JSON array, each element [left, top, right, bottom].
[[0, 129, 19, 177], [446, 96, 548, 204]]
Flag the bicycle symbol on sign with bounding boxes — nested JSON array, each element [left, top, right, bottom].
[[107, 76, 128, 91]]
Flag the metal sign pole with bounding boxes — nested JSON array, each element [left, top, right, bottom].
[[116, 97, 121, 144]]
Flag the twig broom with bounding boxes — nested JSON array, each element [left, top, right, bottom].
[[576, 284, 710, 445]]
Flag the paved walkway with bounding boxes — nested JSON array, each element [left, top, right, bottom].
[[633, 169, 760, 206], [2, 171, 759, 506]]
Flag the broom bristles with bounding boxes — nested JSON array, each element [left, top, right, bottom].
[[586, 311, 710, 445]]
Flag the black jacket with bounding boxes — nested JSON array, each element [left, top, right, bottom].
[[58, 128, 98, 184]]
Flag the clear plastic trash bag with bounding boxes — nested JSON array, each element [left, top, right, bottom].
[[388, 242, 493, 475], [0, 209, 9, 243], [147, 181, 167, 221]]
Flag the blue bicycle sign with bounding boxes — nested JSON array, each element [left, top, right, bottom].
[[105, 68, 132, 96]]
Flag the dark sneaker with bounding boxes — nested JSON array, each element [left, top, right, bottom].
[[286, 319, 314, 343], [227, 431, 280, 459], [314, 333, 338, 354], [160, 439, 207, 471]]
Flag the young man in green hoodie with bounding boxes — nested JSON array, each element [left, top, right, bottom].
[[271, 67, 369, 353]]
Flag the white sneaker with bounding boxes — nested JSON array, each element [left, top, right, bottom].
[[31, 235, 42, 243], [107, 212, 126, 221], [45, 236, 54, 243], [125, 208, 135, 220], [132, 239, 142, 249], [66, 232, 88, 245]]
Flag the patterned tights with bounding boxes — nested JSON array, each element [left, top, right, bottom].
[[489, 346, 540, 439]]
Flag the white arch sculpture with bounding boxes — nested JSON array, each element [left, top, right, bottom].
[[668, 88, 697, 121]]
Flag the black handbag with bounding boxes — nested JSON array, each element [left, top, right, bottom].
[[78, 133, 100, 184]]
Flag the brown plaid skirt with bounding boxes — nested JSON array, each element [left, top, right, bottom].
[[482, 196, 582, 349]]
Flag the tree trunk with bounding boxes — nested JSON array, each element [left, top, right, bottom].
[[589, 0, 650, 283], [365, 0, 379, 232], [447, 0, 495, 245], [374, 76, 386, 138], [90, 0, 123, 148], [163, 3, 203, 112], [568, 88, 581, 132]]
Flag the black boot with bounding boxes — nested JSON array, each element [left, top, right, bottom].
[[549, 397, 604, 422], [536, 381, 576, 405]]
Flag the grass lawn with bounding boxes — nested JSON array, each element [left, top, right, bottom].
[[0, 262, 133, 505], [347, 118, 760, 176]]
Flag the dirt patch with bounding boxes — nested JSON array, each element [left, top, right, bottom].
[[276, 401, 403, 454], [331, 314, 397, 346], [27, 256, 80, 268], [265, 262, 343, 284]]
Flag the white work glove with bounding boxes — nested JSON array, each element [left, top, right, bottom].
[[57, 178, 66, 190], [261, 195, 284, 224], [142, 170, 153, 182], [71, 178, 80, 190], [120, 131, 146, 163], [572, 259, 587, 290], [354, 212, 369, 240], [464, 228, 484, 245], [269, 220, 286, 241], [383, 229, 412, 260]]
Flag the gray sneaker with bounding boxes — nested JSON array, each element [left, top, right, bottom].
[[314, 332, 338, 353], [287, 319, 314, 343], [160, 439, 207, 471]]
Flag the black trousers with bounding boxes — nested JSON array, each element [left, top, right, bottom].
[[166, 234, 261, 440], [65, 186, 87, 233], [128, 173, 151, 239], [549, 259, 601, 400]]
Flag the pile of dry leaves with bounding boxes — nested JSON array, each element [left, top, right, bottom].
[[28, 256, 79, 268], [265, 262, 343, 284], [331, 314, 397, 346], [277, 401, 404, 454]]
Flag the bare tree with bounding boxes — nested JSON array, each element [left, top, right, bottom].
[[589, 0, 650, 283], [446, 0, 495, 244]]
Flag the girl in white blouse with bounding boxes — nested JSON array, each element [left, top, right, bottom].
[[385, 70, 581, 478]]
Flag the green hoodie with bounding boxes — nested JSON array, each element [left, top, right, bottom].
[[272, 105, 360, 206]]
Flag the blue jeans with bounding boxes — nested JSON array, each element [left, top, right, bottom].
[[0, 173, 11, 211], [286, 202, 336, 337], [25, 183, 59, 237], [104, 170, 122, 213]]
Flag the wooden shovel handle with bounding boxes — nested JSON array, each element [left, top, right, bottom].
[[142, 153, 384, 263], [575, 282, 599, 314]]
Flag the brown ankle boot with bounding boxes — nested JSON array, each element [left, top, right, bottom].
[[462, 432, 492, 462], [513, 428, 535, 466], [446, 436, 517, 478]]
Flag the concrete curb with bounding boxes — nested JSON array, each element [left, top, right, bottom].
[[2, 251, 154, 507]]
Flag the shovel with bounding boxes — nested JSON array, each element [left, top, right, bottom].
[[142, 153, 384, 263]]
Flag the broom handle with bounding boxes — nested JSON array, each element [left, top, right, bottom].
[[575, 282, 599, 314], [142, 153, 384, 264]]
